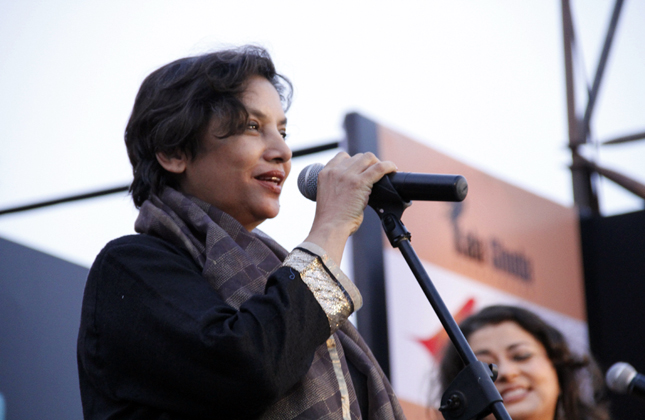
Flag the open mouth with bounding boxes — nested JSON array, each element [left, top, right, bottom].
[[256, 175, 283, 184], [255, 171, 285, 193]]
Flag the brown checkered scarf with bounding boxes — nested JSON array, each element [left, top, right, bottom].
[[134, 187, 405, 419]]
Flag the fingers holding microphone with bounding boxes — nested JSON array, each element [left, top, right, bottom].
[[317, 152, 396, 231], [304, 152, 397, 264]]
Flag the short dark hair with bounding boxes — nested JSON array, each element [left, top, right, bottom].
[[125, 45, 292, 207], [438, 305, 610, 420]]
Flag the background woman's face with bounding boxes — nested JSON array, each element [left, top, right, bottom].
[[468, 321, 560, 420], [179, 76, 292, 230]]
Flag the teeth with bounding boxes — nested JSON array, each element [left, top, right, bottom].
[[502, 388, 527, 399], [259, 176, 281, 183]]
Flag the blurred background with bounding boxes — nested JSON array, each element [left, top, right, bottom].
[[1, 1, 644, 419], [0, 0, 643, 268]]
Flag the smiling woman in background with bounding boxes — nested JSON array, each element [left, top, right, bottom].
[[76, 45, 405, 419], [438, 305, 611, 420]]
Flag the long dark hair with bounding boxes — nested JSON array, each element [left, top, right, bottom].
[[438, 305, 610, 420], [125, 45, 292, 207]]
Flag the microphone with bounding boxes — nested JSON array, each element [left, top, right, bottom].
[[606, 362, 645, 400], [297, 163, 468, 203]]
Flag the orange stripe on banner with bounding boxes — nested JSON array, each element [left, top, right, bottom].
[[378, 125, 586, 321]]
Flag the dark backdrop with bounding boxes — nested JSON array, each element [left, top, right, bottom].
[[581, 209, 645, 419], [0, 237, 86, 420]]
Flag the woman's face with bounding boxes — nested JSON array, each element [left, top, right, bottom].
[[468, 321, 560, 420], [175, 75, 292, 231]]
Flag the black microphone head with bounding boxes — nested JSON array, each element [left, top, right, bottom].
[[298, 163, 324, 201], [606, 362, 637, 394]]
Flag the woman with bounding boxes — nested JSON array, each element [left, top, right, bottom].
[[438, 305, 610, 420], [77, 46, 405, 419]]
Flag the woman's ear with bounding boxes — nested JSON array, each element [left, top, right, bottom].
[[156, 151, 187, 174]]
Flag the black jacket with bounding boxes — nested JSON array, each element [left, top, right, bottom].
[[77, 234, 331, 419]]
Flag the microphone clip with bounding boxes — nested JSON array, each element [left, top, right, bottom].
[[368, 176, 412, 248]]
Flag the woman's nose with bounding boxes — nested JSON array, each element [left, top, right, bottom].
[[265, 129, 292, 162], [495, 360, 520, 381]]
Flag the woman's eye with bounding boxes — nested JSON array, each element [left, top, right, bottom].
[[247, 122, 259, 131], [513, 352, 532, 361], [280, 131, 288, 140]]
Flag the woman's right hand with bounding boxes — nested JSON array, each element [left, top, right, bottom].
[[304, 152, 397, 264]]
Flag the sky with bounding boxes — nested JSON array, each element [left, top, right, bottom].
[[0, 0, 643, 268]]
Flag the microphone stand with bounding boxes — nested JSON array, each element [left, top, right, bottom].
[[367, 177, 511, 420]]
